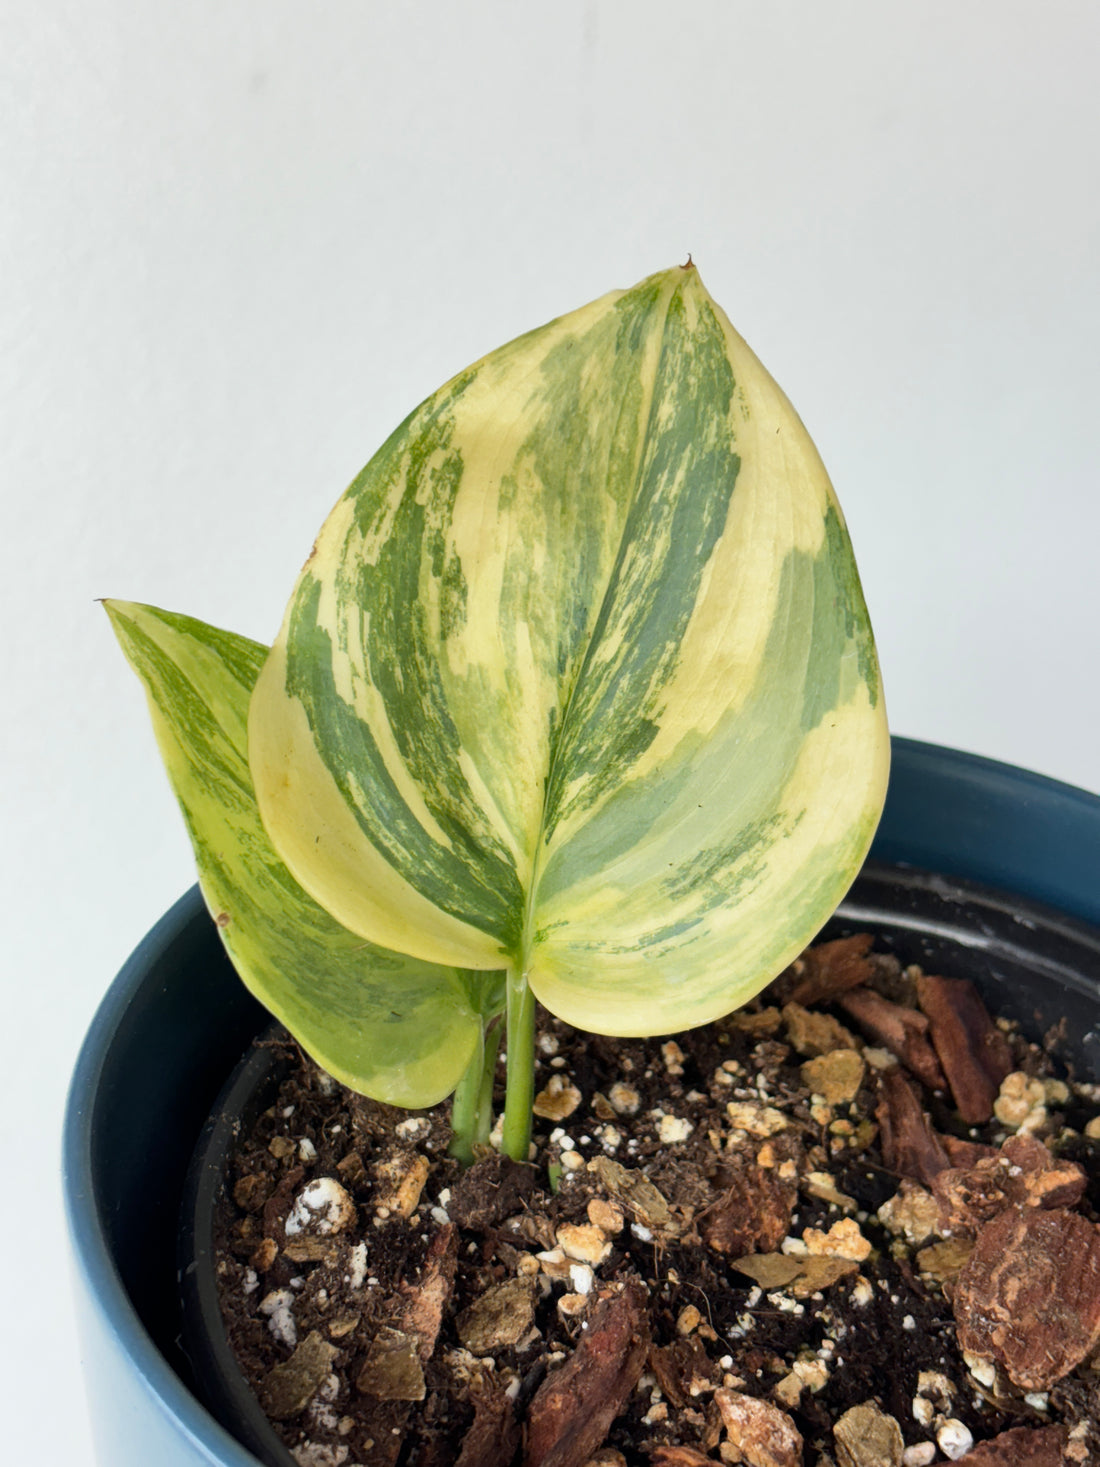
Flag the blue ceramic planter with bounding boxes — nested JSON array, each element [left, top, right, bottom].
[[63, 738, 1100, 1467]]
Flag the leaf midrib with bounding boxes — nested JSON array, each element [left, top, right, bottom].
[[517, 276, 683, 969]]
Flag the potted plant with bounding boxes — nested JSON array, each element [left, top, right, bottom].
[[65, 266, 1100, 1467]]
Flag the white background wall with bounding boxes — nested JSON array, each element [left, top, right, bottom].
[[4, 3, 1099, 1460]]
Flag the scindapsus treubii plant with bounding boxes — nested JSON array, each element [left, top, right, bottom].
[[106, 263, 889, 1167]]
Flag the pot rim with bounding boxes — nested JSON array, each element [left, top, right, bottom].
[[63, 887, 261, 1466], [61, 736, 1100, 1464]]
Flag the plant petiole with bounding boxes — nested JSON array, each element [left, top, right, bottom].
[[448, 1015, 503, 1165], [500, 963, 536, 1163]]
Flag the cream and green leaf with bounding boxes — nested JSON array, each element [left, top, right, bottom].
[[103, 600, 502, 1117], [110, 264, 889, 1164]]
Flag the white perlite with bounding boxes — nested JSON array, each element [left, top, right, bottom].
[[962, 1351, 996, 1389], [556, 1223, 612, 1266], [291, 1445, 349, 1467], [259, 1289, 297, 1349], [936, 1420, 974, 1460], [346, 1241, 368, 1291], [658, 1114, 694, 1144], [285, 1177, 356, 1237], [569, 1263, 595, 1295], [607, 1082, 641, 1115], [395, 1116, 431, 1141], [901, 1446, 936, 1467]]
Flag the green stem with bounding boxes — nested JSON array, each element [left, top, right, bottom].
[[448, 1019, 501, 1165], [474, 1017, 501, 1147], [501, 962, 536, 1162]]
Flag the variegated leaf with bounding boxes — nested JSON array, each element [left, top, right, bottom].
[[104, 600, 501, 1104], [250, 265, 889, 1036]]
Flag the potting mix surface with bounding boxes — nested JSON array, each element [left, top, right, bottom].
[[213, 935, 1100, 1467]]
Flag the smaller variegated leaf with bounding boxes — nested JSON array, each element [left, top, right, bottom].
[[104, 600, 502, 1105]]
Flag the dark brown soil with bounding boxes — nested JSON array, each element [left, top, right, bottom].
[[211, 937, 1100, 1467]]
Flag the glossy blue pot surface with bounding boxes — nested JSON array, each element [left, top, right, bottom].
[[62, 738, 1100, 1466]]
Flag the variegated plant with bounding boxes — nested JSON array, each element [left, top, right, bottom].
[[107, 264, 889, 1164]]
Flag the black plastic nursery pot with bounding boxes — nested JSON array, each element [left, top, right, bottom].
[[63, 738, 1100, 1467]]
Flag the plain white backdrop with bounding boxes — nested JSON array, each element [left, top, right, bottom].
[[3, 3, 1099, 1460]]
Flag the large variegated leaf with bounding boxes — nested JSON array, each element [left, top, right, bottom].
[[104, 600, 501, 1104], [250, 265, 889, 1036]]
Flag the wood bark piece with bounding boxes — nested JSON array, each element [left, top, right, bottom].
[[933, 1134, 1087, 1236], [372, 1148, 430, 1218], [951, 1423, 1069, 1465], [875, 1067, 950, 1186], [713, 1389, 803, 1467], [699, 1156, 796, 1256], [398, 1223, 458, 1360], [839, 988, 947, 1091], [264, 1163, 306, 1238], [954, 1207, 1100, 1390], [647, 1449, 715, 1467], [453, 1377, 521, 1467], [649, 1335, 720, 1409], [355, 1225, 457, 1466], [941, 1134, 999, 1169], [787, 933, 876, 1006], [523, 1283, 650, 1467], [916, 975, 1013, 1124]]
